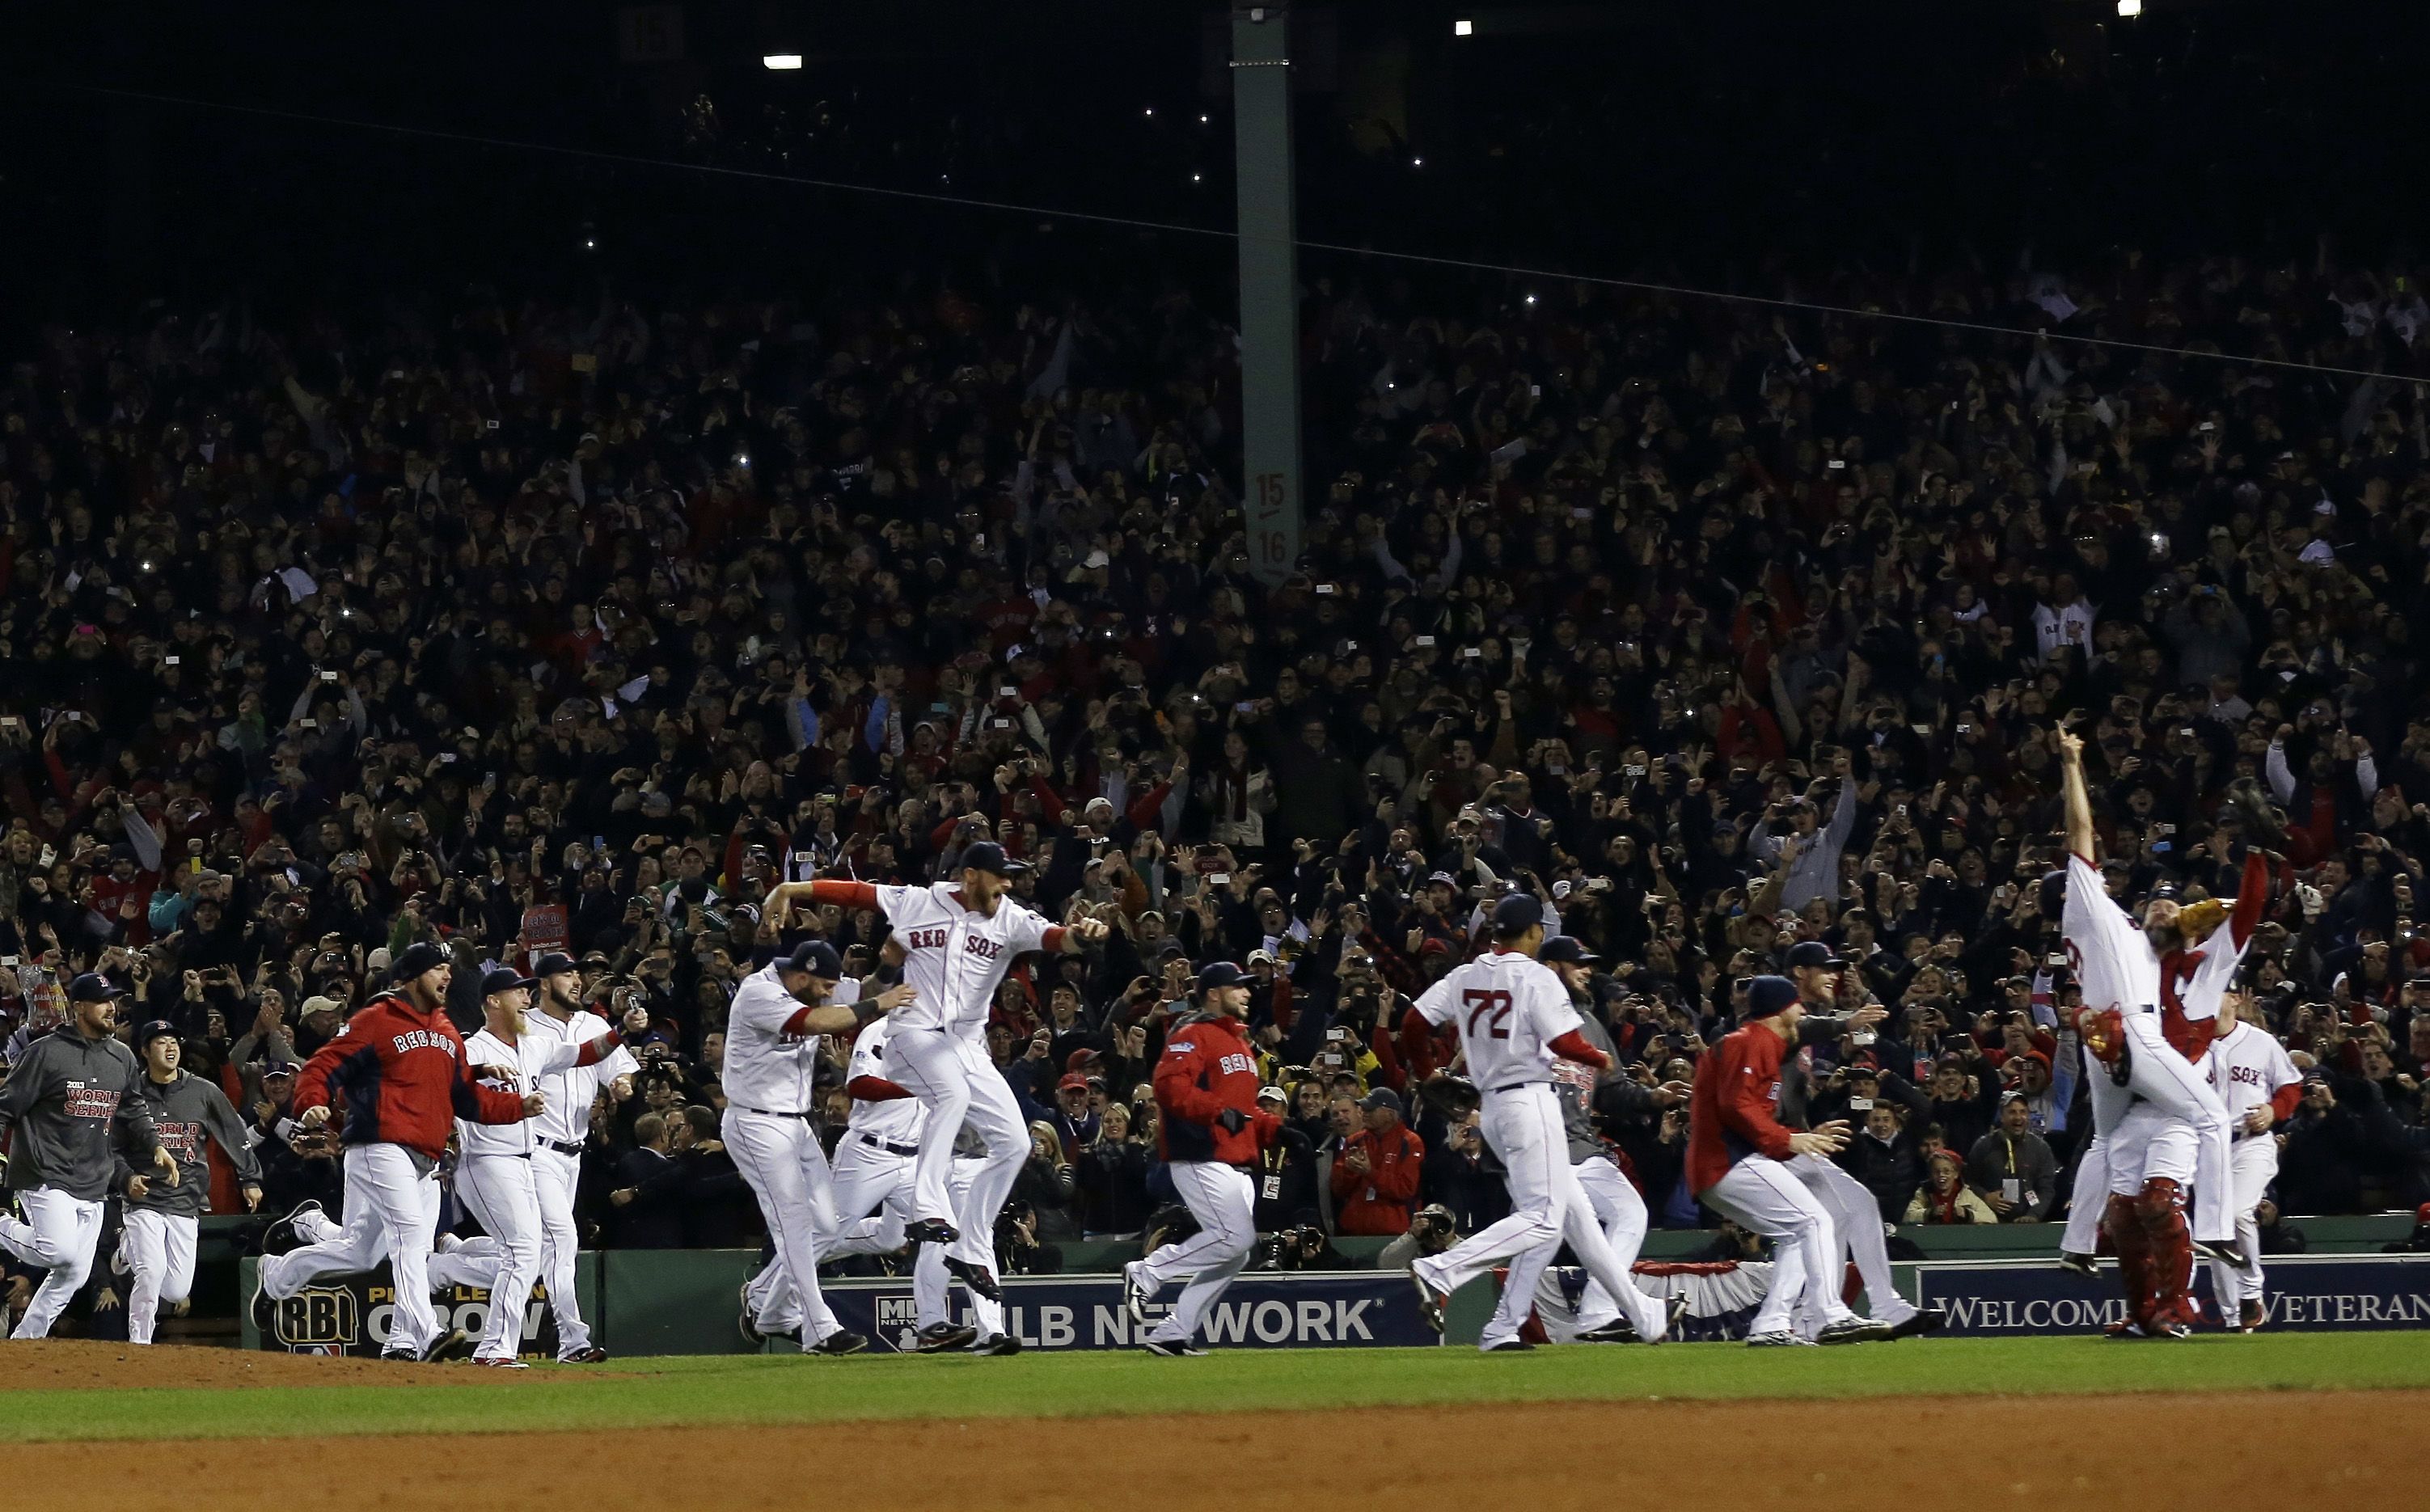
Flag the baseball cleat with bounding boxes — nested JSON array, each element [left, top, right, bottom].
[[2102, 1320, 2149, 1341], [248, 1275, 277, 1340], [1483, 1339, 1535, 1352], [2148, 1321, 2193, 1341], [1122, 1260, 1156, 1324], [380, 1349, 418, 1363], [471, 1358, 530, 1370], [420, 1328, 475, 1363], [808, 1329, 868, 1356], [944, 1256, 1003, 1303], [557, 1346, 609, 1365], [1743, 1330, 1813, 1347], [737, 1282, 765, 1345], [1577, 1320, 1640, 1344], [1407, 1261, 1447, 1335], [1817, 1316, 1895, 1345], [2054, 1250, 2100, 1278], [976, 1333, 1022, 1356], [2238, 1299, 2264, 1333], [262, 1200, 323, 1258], [1886, 1303, 1948, 1340], [1139, 1337, 1206, 1357], [903, 1218, 958, 1246], [1659, 1291, 1690, 1342], [915, 1322, 980, 1354], [2192, 1238, 2250, 1269]]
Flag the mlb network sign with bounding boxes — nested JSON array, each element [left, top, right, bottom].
[[826, 1271, 1434, 1353], [1917, 1254, 2430, 1335]]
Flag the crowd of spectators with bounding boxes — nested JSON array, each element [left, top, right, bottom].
[[6, 236, 2430, 1311]]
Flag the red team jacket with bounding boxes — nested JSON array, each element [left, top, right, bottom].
[[1152, 1013, 1275, 1165], [295, 992, 528, 1161], [1685, 1021, 1797, 1196]]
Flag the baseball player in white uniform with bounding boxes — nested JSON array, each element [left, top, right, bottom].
[[520, 950, 639, 1363], [1405, 897, 1675, 1351], [2051, 729, 2245, 1294], [284, 1202, 514, 1298], [771, 842, 1105, 1303], [2204, 989, 2301, 1330], [1493, 938, 1684, 1346], [741, 1004, 1004, 1354], [722, 938, 897, 1355], [456, 965, 648, 1367]]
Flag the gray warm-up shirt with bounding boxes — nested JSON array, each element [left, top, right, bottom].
[[0, 1028, 162, 1202], [121, 1071, 261, 1217]]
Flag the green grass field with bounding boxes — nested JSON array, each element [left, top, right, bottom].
[[6, 1333, 2428, 1445]]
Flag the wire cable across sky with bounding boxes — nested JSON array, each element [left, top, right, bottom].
[[44, 82, 2429, 389]]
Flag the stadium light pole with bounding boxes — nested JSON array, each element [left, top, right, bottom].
[[1231, 3, 1302, 588]]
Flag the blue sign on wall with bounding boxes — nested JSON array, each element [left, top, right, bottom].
[[822, 1270, 1436, 1352], [1915, 1254, 2430, 1335]]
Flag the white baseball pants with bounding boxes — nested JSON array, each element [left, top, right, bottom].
[[885, 1027, 1029, 1273], [1700, 1155, 1855, 1338], [0, 1187, 105, 1339], [295, 1207, 506, 1294], [823, 1137, 915, 1257], [726, 1109, 845, 1347], [120, 1208, 199, 1345], [743, 1135, 910, 1329], [2208, 1136, 2276, 1311], [915, 1157, 1005, 1344], [1788, 1151, 1916, 1328], [530, 1147, 596, 1355], [1412, 1083, 1651, 1350], [1501, 1156, 1666, 1343], [260, 1143, 442, 1356], [456, 1154, 545, 1362], [2060, 1136, 2111, 1255], [1136, 1161, 1257, 1346], [2119, 1014, 2233, 1243], [2109, 1104, 2195, 1193]]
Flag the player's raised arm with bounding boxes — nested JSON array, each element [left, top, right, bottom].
[[2056, 724, 2096, 864]]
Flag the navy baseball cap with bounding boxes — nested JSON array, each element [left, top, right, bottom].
[[959, 840, 1030, 876], [782, 940, 843, 978], [1198, 961, 1248, 991], [1745, 975, 1801, 1018], [135, 1020, 180, 1050], [1490, 893, 1545, 932], [391, 941, 448, 982], [530, 951, 579, 978], [480, 965, 537, 996], [1785, 941, 1847, 970], [67, 973, 126, 1003], [1540, 936, 1600, 965], [1359, 1087, 1402, 1117]]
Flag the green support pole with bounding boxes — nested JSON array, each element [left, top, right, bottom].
[[1231, 3, 1304, 587]]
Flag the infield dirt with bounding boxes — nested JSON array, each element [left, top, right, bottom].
[[0, 1341, 2406, 1511]]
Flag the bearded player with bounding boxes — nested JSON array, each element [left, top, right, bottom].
[[2050, 728, 2244, 1340]]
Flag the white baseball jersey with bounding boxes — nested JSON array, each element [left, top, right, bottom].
[[2062, 855, 2160, 1016], [459, 1020, 607, 1159], [721, 963, 822, 1113], [2163, 910, 2252, 1032], [2205, 1021, 2301, 1126], [1411, 948, 1583, 1089], [843, 1015, 925, 1147], [876, 883, 1054, 1037], [522, 1007, 639, 1148]]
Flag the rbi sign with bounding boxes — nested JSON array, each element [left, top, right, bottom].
[[273, 1290, 358, 1349]]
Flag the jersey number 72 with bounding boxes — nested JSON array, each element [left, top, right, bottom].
[[1464, 989, 1514, 1040]]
